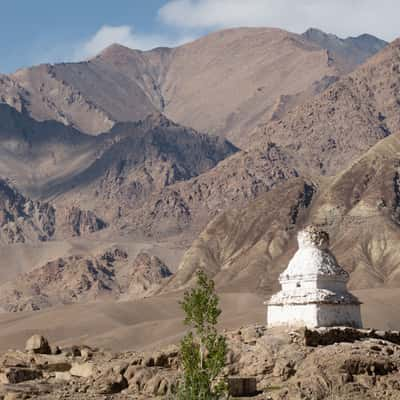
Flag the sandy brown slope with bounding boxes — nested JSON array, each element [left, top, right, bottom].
[[0, 288, 398, 352], [165, 133, 400, 298], [0, 103, 97, 195], [251, 38, 400, 175], [1, 28, 385, 145], [159, 27, 340, 146]]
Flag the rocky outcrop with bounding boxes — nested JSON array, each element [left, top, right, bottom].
[[0, 178, 55, 244], [61, 206, 107, 237], [2, 328, 400, 399], [0, 249, 172, 312], [120, 252, 172, 298]]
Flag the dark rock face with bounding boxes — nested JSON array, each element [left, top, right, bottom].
[[62, 206, 107, 236], [0, 178, 56, 244]]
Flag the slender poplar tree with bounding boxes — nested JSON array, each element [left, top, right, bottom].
[[176, 270, 228, 400]]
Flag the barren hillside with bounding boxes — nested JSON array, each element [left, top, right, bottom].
[[168, 134, 400, 297], [0, 28, 386, 147]]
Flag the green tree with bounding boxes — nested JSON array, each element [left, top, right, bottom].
[[176, 270, 228, 400]]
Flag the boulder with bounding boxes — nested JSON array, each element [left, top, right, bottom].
[[25, 335, 51, 355], [112, 362, 129, 375], [95, 370, 128, 394], [41, 362, 72, 373], [124, 367, 156, 391], [0, 367, 43, 384], [228, 377, 257, 397], [55, 371, 72, 381], [70, 362, 95, 378], [143, 374, 177, 396], [4, 393, 25, 400], [51, 345, 62, 355], [80, 348, 92, 361]]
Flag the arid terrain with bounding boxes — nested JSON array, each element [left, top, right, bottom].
[[3, 325, 400, 399], [0, 24, 400, 398]]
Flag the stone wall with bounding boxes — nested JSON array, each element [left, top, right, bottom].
[[290, 326, 400, 347]]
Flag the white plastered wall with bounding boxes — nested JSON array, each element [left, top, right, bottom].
[[267, 303, 362, 328]]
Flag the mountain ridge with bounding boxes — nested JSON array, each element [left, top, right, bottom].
[[0, 27, 387, 146]]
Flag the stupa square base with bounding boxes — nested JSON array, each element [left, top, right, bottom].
[[267, 303, 362, 328]]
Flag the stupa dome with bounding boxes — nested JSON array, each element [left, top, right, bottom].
[[280, 225, 349, 282]]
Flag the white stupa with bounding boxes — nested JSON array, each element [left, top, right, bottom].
[[267, 225, 362, 328]]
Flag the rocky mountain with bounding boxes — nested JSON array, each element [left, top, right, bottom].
[[0, 248, 172, 312], [166, 133, 400, 296], [302, 28, 387, 73], [251, 37, 400, 175], [0, 103, 237, 230], [0, 28, 396, 319], [0, 177, 107, 244], [0, 28, 385, 146], [113, 37, 400, 242]]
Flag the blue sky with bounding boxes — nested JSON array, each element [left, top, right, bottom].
[[0, 0, 178, 72], [1, 0, 399, 73]]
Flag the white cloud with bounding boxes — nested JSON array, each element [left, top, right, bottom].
[[74, 25, 193, 60], [159, 0, 400, 41]]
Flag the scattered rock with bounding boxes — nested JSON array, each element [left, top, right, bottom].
[[3, 326, 400, 399]]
